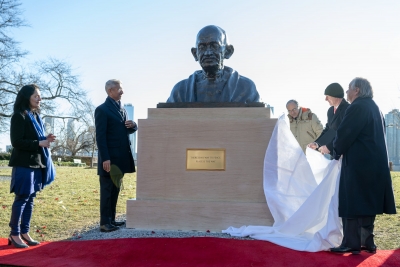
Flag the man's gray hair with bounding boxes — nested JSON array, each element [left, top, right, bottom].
[[286, 99, 299, 107], [349, 77, 373, 98], [105, 79, 121, 93]]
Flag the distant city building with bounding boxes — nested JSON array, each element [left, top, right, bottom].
[[124, 103, 137, 159], [67, 118, 75, 140], [44, 117, 55, 135], [81, 126, 96, 157], [385, 109, 400, 170]]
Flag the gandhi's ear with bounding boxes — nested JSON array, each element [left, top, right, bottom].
[[224, 45, 234, 59], [191, 47, 198, 61]]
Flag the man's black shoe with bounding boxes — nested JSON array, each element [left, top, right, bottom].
[[111, 221, 125, 227], [361, 245, 377, 254], [100, 224, 119, 232], [330, 246, 361, 254]]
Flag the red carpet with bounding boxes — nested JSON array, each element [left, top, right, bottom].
[[0, 237, 399, 267]]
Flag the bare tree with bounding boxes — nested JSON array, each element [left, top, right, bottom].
[[50, 118, 68, 156], [0, 58, 87, 132], [65, 128, 92, 157], [0, 1, 86, 133], [0, 0, 27, 130], [50, 118, 93, 157], [72, 99, 97, 167], [45, 99, 97, 164], [0, 0, 27, 67]]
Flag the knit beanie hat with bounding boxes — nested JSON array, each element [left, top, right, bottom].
[[324, 83, 344, 98]]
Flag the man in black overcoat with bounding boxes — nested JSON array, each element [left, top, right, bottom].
[[330, 77, 396, 254], [95, 79, 137, 232], [308, 83, 350, 158]]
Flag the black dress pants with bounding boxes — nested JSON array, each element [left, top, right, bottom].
[[341, 216, 375, 249], [99, 175, 122, 225]]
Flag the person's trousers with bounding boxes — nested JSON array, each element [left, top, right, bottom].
[[99, 175, 122, 225], [9, 193, 36, 236], [341, 216, 376, 249]]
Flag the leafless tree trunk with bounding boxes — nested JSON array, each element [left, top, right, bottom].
[[72, 100, 97, 167], [57, 119, 92, 157]]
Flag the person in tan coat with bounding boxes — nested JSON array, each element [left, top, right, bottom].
[[286, 100, 323, 152]]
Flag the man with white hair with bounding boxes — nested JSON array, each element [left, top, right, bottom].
[[95, 79, 137, 232], [330, 77, 396, 254], [286, 99, 323, 152]]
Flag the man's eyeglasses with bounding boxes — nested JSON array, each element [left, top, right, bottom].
[[287, 107, 298, 113]]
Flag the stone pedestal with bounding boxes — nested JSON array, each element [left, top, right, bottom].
[[126, 107, 277, 231]]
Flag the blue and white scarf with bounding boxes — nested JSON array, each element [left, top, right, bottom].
[[26, 110, 56, 187]]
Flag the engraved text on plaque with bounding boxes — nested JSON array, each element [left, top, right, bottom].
[[186, 149, 226, 171]]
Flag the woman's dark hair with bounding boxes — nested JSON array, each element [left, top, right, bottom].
[[13, 84, 40, 113]]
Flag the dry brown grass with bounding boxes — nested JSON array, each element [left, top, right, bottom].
[[0, 167, 136, 241]]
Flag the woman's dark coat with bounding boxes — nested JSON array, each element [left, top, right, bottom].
[[9, 112, 45, 168], [333, 97, 396, 217], [315, 98, 350, 156]]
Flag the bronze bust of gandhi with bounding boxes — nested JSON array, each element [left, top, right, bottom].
[[167, 25, 260, 103]]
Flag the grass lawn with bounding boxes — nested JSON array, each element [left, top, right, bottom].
[[374, 172, 400, 249], [0, 167, 136, 241], [0, 168, 399, 249]]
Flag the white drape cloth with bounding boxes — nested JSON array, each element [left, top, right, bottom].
[[222, 115, 343, 252]]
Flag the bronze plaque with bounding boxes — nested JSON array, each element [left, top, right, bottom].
[[186, 149, 226, 171]]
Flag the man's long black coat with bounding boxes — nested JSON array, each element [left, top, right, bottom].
[[315, 99, 350, 156], [333, 97, 396, 217], [95, 97, 136, 176]]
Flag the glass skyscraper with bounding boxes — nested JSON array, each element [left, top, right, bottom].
[[385, 109, 400, 170], [124, 103, 137, 160]]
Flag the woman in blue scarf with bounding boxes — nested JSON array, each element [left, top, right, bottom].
[[8, 84, 56, 248]]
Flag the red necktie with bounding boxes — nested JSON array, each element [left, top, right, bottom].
[[334, 107, 337, 114]]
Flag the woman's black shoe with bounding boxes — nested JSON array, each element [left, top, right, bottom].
[[8, 235, 29, 249], [21, 234, 40, 246], [111, 221, 125, 227], [100, 224, 119, 232], [330, 246, 360, 254]]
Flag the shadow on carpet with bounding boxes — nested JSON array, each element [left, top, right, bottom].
[[0, 237, 399, 267]]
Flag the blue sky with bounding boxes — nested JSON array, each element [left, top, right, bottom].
[[1, 0, 400, 150]]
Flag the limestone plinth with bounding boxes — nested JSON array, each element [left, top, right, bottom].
[[126, 107, 277, 231]]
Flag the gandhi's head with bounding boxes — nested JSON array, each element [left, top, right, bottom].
[[191, 25, 234, 78]]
